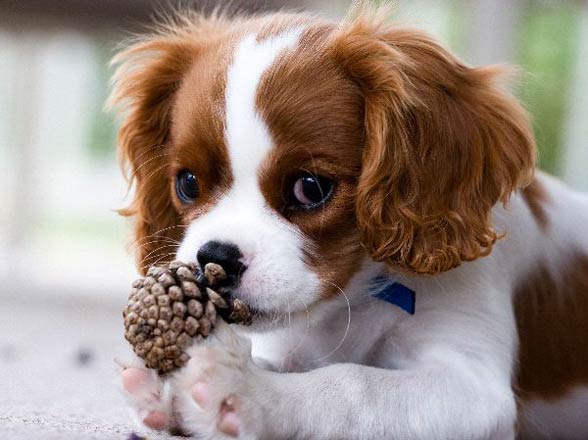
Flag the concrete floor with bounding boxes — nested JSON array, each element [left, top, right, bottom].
[[0, 293, 178, 439]]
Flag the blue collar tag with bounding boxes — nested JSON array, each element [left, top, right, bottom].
[[370, 276, 416, 315]]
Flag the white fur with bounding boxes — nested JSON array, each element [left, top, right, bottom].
[[176, 29, 319, 315], [224, 31, 301, 185]]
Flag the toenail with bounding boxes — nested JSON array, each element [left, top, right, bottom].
[[224, 396, 237, 408]]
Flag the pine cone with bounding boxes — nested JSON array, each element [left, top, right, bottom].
[[123, 261, 252, 374]]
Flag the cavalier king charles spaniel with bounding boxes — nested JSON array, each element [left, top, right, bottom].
[[109, 6, 588, 439]]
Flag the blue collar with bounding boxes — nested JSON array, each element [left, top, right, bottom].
[[370, 276, 416, 315]]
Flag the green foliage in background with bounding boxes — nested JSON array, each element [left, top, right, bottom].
[[85, 1, 580, 177], [516, 3, 578, 174]]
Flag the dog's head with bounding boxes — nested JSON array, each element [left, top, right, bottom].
[[110, 8, 535, 323]]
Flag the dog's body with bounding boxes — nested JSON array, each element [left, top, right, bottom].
[[242, 171, 588, 440], [111, 8, 588, 439]]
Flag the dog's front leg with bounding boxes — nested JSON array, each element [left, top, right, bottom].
[[166, 325, 516, 440]]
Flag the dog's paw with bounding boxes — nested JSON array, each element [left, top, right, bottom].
[[170, 322, 263, 439], [119, 359, 171, 431]]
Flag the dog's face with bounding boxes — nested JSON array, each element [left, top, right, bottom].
[[171, 28, 366, 317], [110, 10, 535, 323]]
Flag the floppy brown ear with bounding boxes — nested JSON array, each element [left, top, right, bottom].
[[331, 11, 536, 275], [108, 15, 224, 274]]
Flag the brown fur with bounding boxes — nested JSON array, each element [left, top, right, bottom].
[[515, 252, 588, 399], [168, 37, 234, 223], [329, 10, 537, 275], [257, 25, 366, 297], [109, 13, 236, 272]]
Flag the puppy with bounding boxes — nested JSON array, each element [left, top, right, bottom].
[[109, 6, 588, 439]]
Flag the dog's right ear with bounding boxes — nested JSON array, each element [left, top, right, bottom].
[[108, 14, 226, 274]]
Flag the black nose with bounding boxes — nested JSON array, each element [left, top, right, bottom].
[[197, 241, 246, 279]]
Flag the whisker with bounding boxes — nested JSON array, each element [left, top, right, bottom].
[[129, 152, 171, 180], [131, 225, 187, 244], [129, 237, 182, 253], [312, 280, 352, 364], [143, 163, 171, 182], [139, 252, 179, 272], [286, 295, 292, 330], [138, 243, 179, 261], [127, 144, 165, 170], [280, 297, 312, 373], [139, 244, 181, 265]]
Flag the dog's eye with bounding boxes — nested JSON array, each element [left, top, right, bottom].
[[176, 170, 199, 204], [289, 173, 334, 210]]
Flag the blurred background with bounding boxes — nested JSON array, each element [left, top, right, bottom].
[[0, 0, 586, 438], [1, 0, 588, 304]]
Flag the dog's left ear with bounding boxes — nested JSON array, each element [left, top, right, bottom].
[[330, 10, 536, 275], [108, 14, 227, 273]]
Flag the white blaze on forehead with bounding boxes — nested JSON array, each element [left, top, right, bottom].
[[177, 28, 320, 314], [224, 29, 302, 183]]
